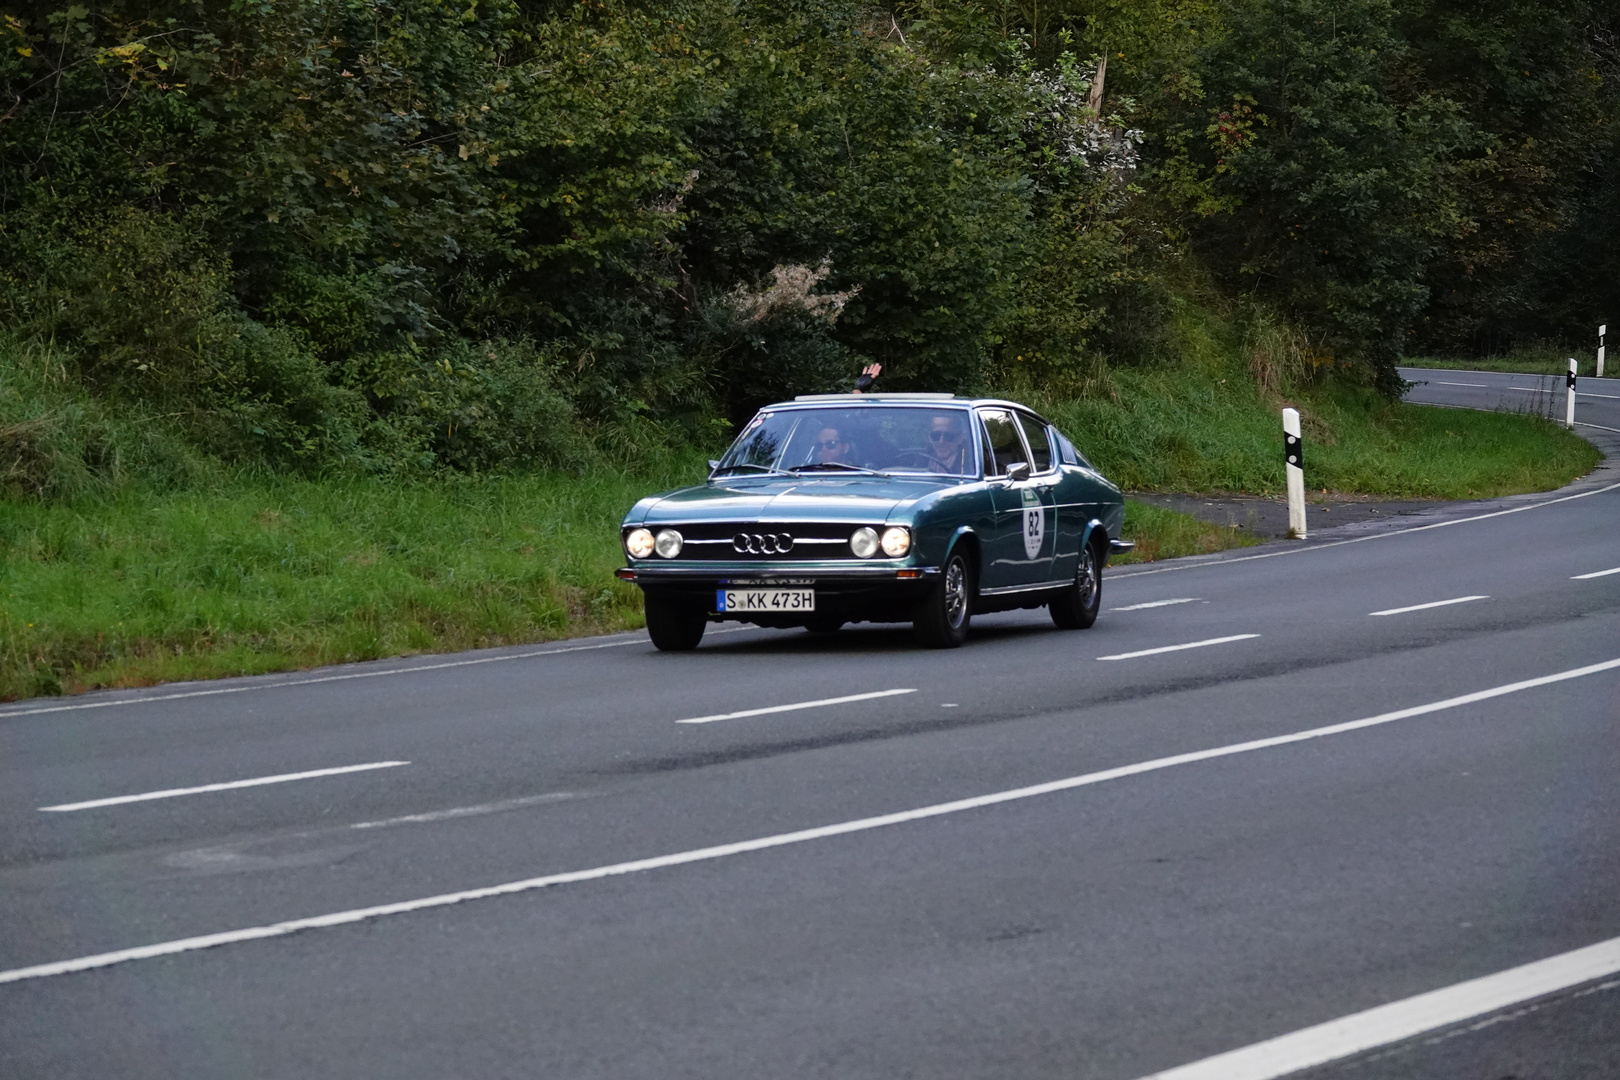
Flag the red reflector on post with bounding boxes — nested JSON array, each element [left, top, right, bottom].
[[614, 569, 636, 581], [896, 569, 922, 579]]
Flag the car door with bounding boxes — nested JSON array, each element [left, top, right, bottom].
[[976, 408, 1055, 588], [1014, 410, 1063, 583]]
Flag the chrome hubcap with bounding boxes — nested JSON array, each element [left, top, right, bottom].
[[1077, 548, 1097, 607], [944, 559, 968, 628]]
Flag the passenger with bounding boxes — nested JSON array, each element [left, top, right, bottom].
[[813, 426, 855, 466], [926, 413, 970, 474]]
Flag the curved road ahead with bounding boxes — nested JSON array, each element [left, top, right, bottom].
[[2, 378, 1617, 1079]]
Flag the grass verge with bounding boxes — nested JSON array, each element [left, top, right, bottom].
[[0, 464, 706, 700], [1112, 500, 1262, 565], [1402, 354, 1592, 376]]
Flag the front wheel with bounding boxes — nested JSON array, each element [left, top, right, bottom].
[[1050, 538, 1102, 629], [644, 596, 707, 651], [913, 551, 973, 648]]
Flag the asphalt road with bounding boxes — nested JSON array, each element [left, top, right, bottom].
[[1400, 364, 1620, 436], [2, 379, 1617, 1079]]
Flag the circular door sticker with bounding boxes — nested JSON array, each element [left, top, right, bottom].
[[1021, 487, 1045, 560]]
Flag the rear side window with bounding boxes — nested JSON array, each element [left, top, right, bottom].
[[1054, 429, 1091, 468], [977, 409, 1027, 476], [1016, 412, 1053, 473]]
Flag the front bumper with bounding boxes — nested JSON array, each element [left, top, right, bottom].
[[617, 562, 942, 625]]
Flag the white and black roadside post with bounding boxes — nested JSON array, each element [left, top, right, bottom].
[[1283, 407, 1307, 539], [1566, 359, 1578, 428], [1598, 324, 1606, 379]]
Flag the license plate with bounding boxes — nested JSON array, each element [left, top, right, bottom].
[[716, 589, 815, 612]]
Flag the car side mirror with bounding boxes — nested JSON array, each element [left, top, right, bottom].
[[708, 460, 720, 470], [1006, 462, 1032, 482]]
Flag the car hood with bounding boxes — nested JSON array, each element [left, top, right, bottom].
[[632, 474, 953, 525]]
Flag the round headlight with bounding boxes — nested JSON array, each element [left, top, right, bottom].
[[625, 528, 655, 559], [850, 527, 880, 559], [880, 526, 911, 557], [654, 529, 683, 558]]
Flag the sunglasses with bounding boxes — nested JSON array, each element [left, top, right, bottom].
[[816, 438, 846, 450], [929, 430, 962, 442]]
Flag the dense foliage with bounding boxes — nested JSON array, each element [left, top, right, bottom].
[[1, 0, 1615, 493]]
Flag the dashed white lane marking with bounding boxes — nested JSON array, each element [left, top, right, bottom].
[[677, 688, 916, 725], [1432, 380, 1489, 387], [348, 792, 581, 830], [1097, 634, 1259, 661], [1573, 566, 1620, 580], [1111, 481, 1620, 581], [1111, 598, 1202, 612], [3, 656, 1615, 986], [38, 761, 410, 813], [1133, 934, 1620, 1080], [1369, 595, 1488, 617]]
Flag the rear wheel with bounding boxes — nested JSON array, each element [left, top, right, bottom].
[[913, 550, 973, 648], [644, 596, 707, 651], [1050, 537, 1103, 629]]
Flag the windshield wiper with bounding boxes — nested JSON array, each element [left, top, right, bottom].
[[712, 462, 791, 477], [790, 462, 890, 477]]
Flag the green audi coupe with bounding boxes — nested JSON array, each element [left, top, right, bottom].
[[616, 393, 1132, 650]]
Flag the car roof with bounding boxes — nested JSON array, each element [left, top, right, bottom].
[[776, 394, 1048, 421]]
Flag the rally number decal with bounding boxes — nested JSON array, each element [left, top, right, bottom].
[[1021, 487, 1045, 560]]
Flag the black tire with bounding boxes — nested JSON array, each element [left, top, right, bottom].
[[804, 616, 845, 634], [644, 596, 707, 651], [913, 549, 973, 648], [1050, 536, 1103, 629]]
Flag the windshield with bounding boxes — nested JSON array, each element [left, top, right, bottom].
[[716, 405, 979, 478]]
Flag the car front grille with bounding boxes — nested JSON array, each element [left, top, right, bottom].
[[637, 522, 877, 561]]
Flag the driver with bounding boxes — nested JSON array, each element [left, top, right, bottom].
[[926, 413, 969, 474], [813, 426, 855, 466]]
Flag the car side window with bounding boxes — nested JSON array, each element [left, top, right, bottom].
[[1016, 412, 1053, 473], [977, 409, 1028, 476]]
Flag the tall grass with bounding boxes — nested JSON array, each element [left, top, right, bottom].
[[0, 460, 707, 698]]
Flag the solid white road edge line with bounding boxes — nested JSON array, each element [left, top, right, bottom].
[[1573, 566, 1620, 580], [12, 656, 1611, 986], [38, 761, 411, 812], [1097, 634, 1259, 661], [1432, 380, 1489, 387], [1111, 598, 1202, 611], [1576, 420, 1620, 434], [0, 626, 775, 721], [1111, 480, 1620, 581], [1132, 935, 1620, 1080], [677, 688, 916, 724], [1368, 595, 1489, 617]]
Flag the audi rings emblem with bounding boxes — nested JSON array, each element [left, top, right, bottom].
[[733, 532, 794, 554]]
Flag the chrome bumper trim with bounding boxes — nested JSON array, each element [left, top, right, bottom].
[[625, 564, 938, 580]]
